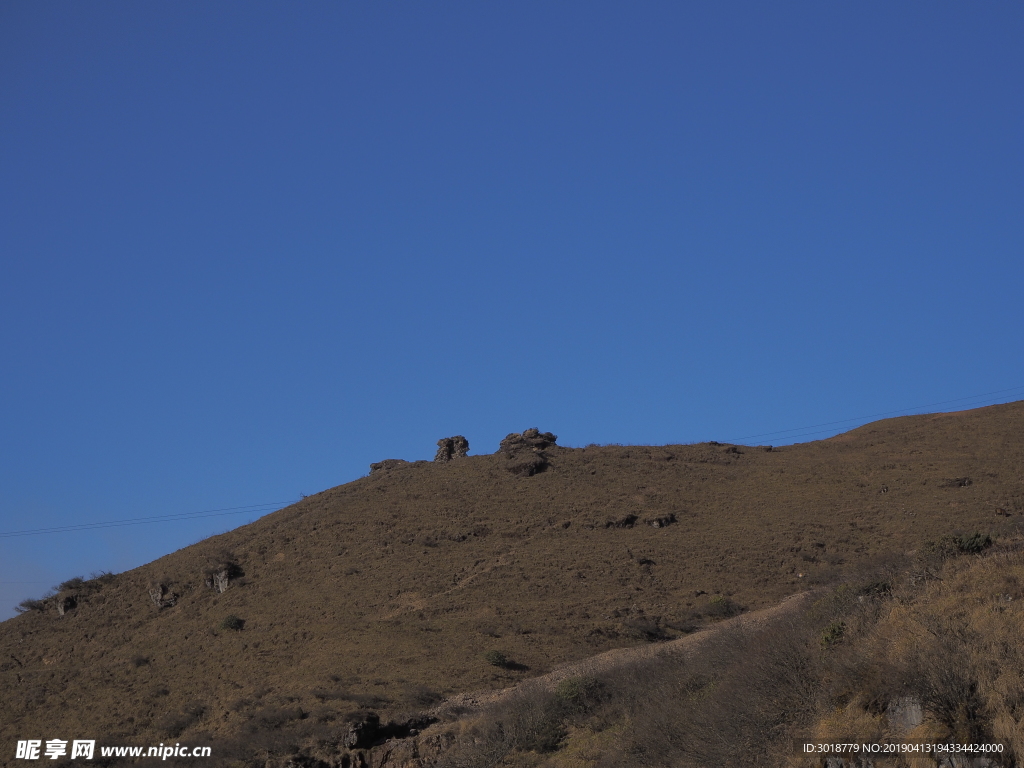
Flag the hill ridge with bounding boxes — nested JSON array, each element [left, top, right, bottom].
[[3, 401, 1023, 765]]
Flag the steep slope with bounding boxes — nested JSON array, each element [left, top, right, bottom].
[[2, 403, 1022, 761]]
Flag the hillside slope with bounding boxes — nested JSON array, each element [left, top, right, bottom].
[[2, 403, 1023, 762]]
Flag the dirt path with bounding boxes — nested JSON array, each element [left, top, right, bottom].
[[430, 590, 816, 719]]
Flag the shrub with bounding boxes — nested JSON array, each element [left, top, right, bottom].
[[485, 686, 566, 754], [484, 650, 508, 668], [704, 594, 742, 619], [58, 576, 86, 591], [957, 532, 992, 554], [927, 531, 993, 560], [858, 579, 892, 597], [219, 614, 245, 631], [555, 676, 603, 714], [15, 598, 47, 613], [820, 620, 846, 649]]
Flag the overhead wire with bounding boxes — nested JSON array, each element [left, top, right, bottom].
[[2, 384, 1022, 539], [0, 501, 295, 539]]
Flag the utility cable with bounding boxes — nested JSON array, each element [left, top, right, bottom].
[[0, 501, 295, 539]]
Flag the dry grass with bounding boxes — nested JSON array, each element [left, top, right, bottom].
[[430, 539, 1024, 768], [2, 402, 1023, 765]]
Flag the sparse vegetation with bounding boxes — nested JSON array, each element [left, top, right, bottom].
[[484, 650, 509, 668], [819, 619, 845, 648], [219, 614, 245, 631], [203, 549, 243, 593], [14, 598, 45, 613], [927, 530, 994, 559], [554, 675, 603, 714], [155, 700, 206, 738], [3, 405, 1024, 766], [436, 542, 1024, 766], [703, 593, 742, 619]]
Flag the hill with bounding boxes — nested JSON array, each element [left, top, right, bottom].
[[2, 403, 1023, 766]]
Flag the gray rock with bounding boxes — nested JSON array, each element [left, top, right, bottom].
[[498, 428, 557, 453], [434, 436, 469, 462], [886, 696, 923, 733]]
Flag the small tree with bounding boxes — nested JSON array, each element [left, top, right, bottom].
[[15, 598, 47, 614]]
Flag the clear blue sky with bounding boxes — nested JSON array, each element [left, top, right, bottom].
[[2, 2, 1023, 619]]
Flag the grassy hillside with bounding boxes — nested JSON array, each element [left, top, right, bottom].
[[2, 402, 1022, 765], [427, 536, 1024, 768]]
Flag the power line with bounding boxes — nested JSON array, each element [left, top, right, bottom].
[[724, 385, 1024, 444], [0, 501, 295, 539], [3, 385, 1022, 539]]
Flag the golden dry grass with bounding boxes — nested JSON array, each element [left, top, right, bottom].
[[1, 402, 1022, 764]]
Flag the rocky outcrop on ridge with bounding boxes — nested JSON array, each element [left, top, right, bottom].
[[498, 428, 557, 476], [434, 436, 469, 463]]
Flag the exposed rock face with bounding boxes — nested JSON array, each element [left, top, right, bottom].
[[257, 714, 443, 768], [343, 713, 381, 750], [148, 583, 178, 609], [434, 436, 469, 462], [498, 428, 557, 476], [55, 595, 76, 617], [886, 696, 923, 733]]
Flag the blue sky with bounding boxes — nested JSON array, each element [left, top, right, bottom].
[[2, 2, 1023, 620]]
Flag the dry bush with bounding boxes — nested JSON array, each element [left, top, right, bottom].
[[14, 598, 47, 613], [436, 684, 565, 767], [219, 614, 245, 631], [554, 675, 604, 718], [579, 597, 871, 767], [807, 542, 1024, 765], [438, 607, 824, 767]]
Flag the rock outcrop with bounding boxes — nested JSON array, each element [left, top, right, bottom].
[[498, 428, 557, 476], [434, 436, 469, 462], [498, 428, 557, 453]]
